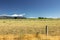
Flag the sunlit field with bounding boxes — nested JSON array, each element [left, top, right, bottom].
[[0, 19, 60, 40]]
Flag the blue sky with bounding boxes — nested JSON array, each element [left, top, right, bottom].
[[0, 0, 60, 18]]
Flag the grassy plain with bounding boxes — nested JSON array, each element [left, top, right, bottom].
[[0, 19, 59, 40]]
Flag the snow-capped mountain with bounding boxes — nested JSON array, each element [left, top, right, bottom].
[[0, 14, 26, 19]]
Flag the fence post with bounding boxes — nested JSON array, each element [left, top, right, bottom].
[[46, 25, 48, 36]]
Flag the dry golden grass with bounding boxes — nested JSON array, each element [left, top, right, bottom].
[[0, 34, 59, 40], [0, 19, 59, 40]]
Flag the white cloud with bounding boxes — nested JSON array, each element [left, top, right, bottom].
[[11, 13, 25, 17]]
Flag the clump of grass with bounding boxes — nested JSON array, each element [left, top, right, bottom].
[[2, 38, 6, 40], [35, 32, 39, 37], [14, 37, 20, 40], [3, 21, 6, 23], [35, 32, 42, 40]]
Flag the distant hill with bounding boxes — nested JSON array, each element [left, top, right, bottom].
[[0, 14, 26, 19]]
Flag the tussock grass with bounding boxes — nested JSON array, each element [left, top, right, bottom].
[[0, 19, 59, 40], [0, 34, 59, 40]]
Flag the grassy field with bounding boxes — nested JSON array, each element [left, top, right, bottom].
[[0, 19, 60, 40]]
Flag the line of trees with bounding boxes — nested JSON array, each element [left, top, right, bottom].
[[14, 17, 47, 19], [0, 16, 48, 19], [38, 17, 47, 19]]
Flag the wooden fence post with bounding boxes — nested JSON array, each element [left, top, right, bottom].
[[46, 25, 48, 36]]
